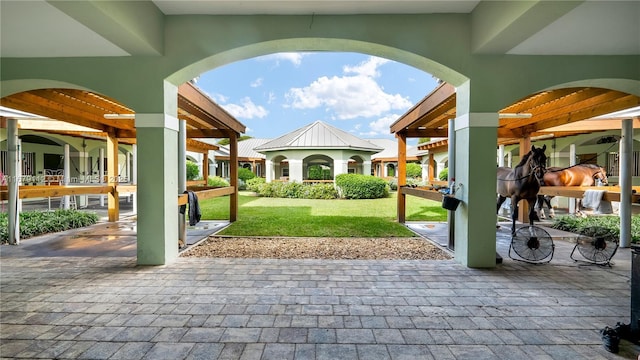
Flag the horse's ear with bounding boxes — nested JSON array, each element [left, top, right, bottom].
[[531, 145, 536, 152], [542, 144, 546, 152]]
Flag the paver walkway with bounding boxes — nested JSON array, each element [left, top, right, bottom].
[[1, 221, 639, 359]]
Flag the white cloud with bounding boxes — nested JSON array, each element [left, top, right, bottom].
[[222, 97, 268, 119], [251, 77, 263, 88], [286, 75, 411, 119], [343, 56, 389, 78], [208, 92, 228, 103], [266, 91, 276, 104], [257, 52, 308, 67], [368, 114, 399, 135]]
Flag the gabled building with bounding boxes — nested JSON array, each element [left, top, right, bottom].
[[254, 121, 382, 182]]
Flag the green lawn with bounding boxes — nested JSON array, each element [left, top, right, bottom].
[[199, 191, 447, 237]]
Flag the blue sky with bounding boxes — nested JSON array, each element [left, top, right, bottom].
[[194, 52, 440, 144]]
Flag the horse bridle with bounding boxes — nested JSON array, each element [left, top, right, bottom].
[[593, 169, 608, 184], [529, 162, 546, 183]]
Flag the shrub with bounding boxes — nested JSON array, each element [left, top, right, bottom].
[[238, 167, 256, 182], [298, 183, 338, 199], [439, 168, 448, 181], [254, 181, 338, 199], [335, 174, 389, 199], [207, 176, 230, 187], [308, 165, 332, 180], [0, 209, 99, 243], [387, 177, 398, 191], [186, 161, 200, 181], [246, 177, 266, 192], [406, 163, 422, 178], [551, 214, 639, 243]]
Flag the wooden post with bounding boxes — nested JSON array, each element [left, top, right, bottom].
[[397, 132, 407, 223], [229, 132, 238, 222], [428, 152, 436, 182], [518, 137, 531, 224], [107, 131, 119, 222], [203, 152, 209, 183]]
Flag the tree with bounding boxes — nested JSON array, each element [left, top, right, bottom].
[[406, 163, 422, 178], [186, 161, 200, 180], [439, 167, 448, 181], [217, 135, 252, 146], [238, 167, 256, 182]]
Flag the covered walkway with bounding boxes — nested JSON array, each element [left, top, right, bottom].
[[1, 222, 638, 359]]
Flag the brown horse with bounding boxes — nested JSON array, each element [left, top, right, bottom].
[[497, 145, 547, 235], [536, 164, 608, 218]]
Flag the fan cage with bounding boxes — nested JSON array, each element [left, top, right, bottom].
[[571, 227, 619, 266], [509, 225, 555, 264]]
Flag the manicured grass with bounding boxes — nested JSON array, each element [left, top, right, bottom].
[[199, 191, 447, 237]]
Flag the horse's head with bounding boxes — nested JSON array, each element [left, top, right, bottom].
[[528, 144, 547, 185], [594, 167, 609, 185]]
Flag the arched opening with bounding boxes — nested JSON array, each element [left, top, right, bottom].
[[304, 154, 334, 180]]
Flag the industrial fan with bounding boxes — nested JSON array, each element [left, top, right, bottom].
[[509, 225, 555, 264], [570, 227, 619, 266]]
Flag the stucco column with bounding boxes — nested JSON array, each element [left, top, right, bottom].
[[289, 159, 303, 182], [362, 160, 372, 177], [135, 82, 179, 265], [60, 143, 70, 209], [6, 119, 19, 245], [498, 145, 505, 167], [569, 143, 577, 214], [132, 144, 137, 214], [265, 159, 273, 182], [333, 159, 348, 178], [453, 82, 499, 268], [619, 118, 633, 248]]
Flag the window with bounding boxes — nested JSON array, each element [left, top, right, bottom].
[[607, 151, 640, 176]]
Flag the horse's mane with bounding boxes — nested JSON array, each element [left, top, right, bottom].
[[578, 163, 603, 170], [515, 151, 531, 168]]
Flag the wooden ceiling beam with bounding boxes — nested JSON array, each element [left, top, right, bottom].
[[500, 90, 635, 130], [29, 89, 135, 130], [399, 128, 449, 138], [520, 94, 640, 133], [501, 88, 581, 114], [1, 95, 114, 132], [390, 83, 455, 133], [178, 82, 246, 134], [187, 129, 229, 138]]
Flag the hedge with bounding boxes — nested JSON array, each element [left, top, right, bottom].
[[335, 174, 389, 199], [0, 210, 99, 243]]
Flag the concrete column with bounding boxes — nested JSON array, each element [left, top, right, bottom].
[[507, 152, 512, 167], [132, 144, 137, 214], [447, 118, 456, 251], [63, 143, 70, 209], [289, 159, 304, 182], [362, 160, 372, 177], [453, 81, 499, 268], [619, 118, 633, 248], [78, 150, 89, 207], [7, 119, 19, 245], [178, 119, 187, 244], [265, 159, 273, 182], [569, 143, 577, 214], [498, 145, 505, 167], [229, 133, 239, 222], [135, 110, 179, 265], [332, 158, 348, 179]]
